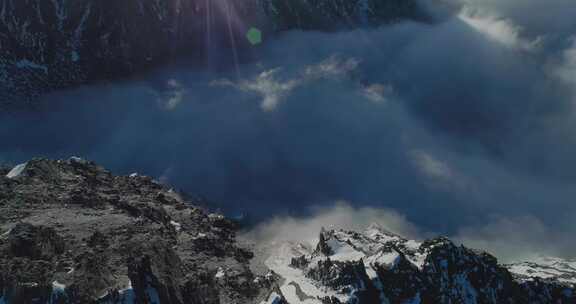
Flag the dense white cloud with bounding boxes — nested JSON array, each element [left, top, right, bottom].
[[553, 39, 576, 85], [301, 56, 360, 81], [241, 202, 422, 249], [243, 202, 576, 263], [457, 9, 539, 51], [213, 56, 361, 111], [453, 0, 576, 36], [213, 68, 300, 111]]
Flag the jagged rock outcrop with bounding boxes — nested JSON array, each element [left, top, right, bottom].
[[0, 0, 428, 106], [270, 225, 575, 303], [0, 158, 284, 303]]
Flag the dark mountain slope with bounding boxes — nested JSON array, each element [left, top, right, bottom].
[[0, 158, 284, 303], [0, 0, 428, 106]]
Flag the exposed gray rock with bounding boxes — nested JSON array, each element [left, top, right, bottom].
[[8, 223, 65, 260], [0, 158, 284, 303]]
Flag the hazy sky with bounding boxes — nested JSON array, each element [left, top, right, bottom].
[[2, 0, 576, 261]]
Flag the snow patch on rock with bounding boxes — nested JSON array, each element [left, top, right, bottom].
[[507, 256, 576, 284], [215, 267, 226, 279], [266, 242, 345, 303], [170, 220, 181, 232], [6, 163, 27, 179]]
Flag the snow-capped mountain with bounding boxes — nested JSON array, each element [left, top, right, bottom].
[[0, 0, 427, 106], [265, 225, 575, 303], [1, 158, 573, 303]]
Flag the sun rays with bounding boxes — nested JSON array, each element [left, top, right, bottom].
[[201, 0, 249, 78]]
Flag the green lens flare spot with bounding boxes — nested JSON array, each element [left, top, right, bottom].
[[246, 27, 262, 45]]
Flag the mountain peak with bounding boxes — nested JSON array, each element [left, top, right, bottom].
[[2, 158, 574, 303], [266, 225, 575, 303]]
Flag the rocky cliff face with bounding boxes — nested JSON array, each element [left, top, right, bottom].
[[0, 0, 427, 107], [0, 158, 284, 303], [266, 225, 575, 303]]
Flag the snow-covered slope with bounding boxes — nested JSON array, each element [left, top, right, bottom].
[[265, 225, 575, 303], [507, 256, 576, 285]]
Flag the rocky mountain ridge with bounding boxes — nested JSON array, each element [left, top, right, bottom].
[[265, 225, 575, 303], [0, 158, 284, 303], [0, 0, 429, 107], [1, 158, 574, 303]]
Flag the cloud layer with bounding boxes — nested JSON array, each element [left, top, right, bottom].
[[2, 0, 576, 260], [241, 203, 575, 263], [240, 202, 422, 249]]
